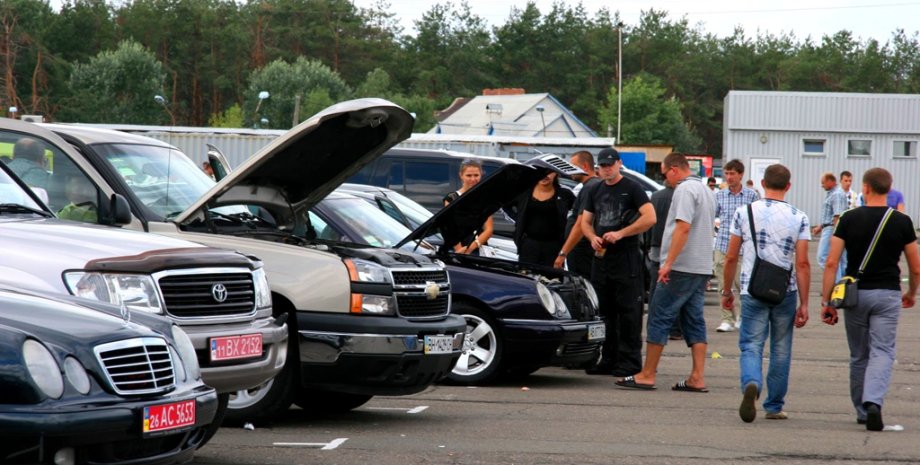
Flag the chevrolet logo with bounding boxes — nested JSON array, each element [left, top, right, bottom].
[[424, 281, 440, 301]]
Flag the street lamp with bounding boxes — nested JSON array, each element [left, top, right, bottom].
[[154, 95, 175, 125], [616, 22, 623, 145], [254, 91, 270, 129]]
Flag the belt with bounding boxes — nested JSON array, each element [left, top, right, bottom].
[[822, 223, 833, 228]]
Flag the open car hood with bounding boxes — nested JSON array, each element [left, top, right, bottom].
[[175, 98, 414, 224], [396, 154, 584, 252]]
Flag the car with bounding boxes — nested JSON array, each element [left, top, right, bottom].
[[0, 140, 286, 443], [0, 285, 217, 464], [36, 99, 465, 421], [347, 147, 664, 237], [337, 182, 518, 259], [311, 156, 605, 384]]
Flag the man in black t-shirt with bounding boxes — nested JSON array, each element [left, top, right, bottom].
[[554, 150, 600, 277], [821, 167, 920, 432], [580, 148, 656, 376]]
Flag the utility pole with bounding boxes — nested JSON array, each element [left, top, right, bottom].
[[617, 22, 623, 145]]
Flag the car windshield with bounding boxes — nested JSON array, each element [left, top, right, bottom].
[[317, 197, 415, 249], [92, 143, 244, 219], [384, 190, 432, 228], [0, 168, 46, 212]]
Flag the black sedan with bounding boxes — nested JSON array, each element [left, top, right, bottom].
[[0, 287, 218, 464], [308, 156, 604, 385]]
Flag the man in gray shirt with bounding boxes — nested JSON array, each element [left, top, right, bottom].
[[616, 152, 715, 392]]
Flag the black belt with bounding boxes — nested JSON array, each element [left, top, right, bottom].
[[822, 223, 833, 228]]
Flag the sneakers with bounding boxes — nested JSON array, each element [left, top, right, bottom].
[[739, 383, 758, 423], [716, 322, 735, 332], [734, 318, 742, 329], [865, 402, 884, 431], [765, 411, 788, 420]]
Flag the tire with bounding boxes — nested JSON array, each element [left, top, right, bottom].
[[197, 393, 228, 448], [223, 354, 296, 425], [293, 390, 373, 415], [444, 304, 504, 385]]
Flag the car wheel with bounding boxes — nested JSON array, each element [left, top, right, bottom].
[[445, 304, 503, 385], [197, 393, 228, 448], [293, 390, 373, 414], [224, 357, 296, 425]]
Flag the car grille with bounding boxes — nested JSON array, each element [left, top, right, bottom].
[[95, 338, 176, 395], [158, 272, 255, 318], [391, 268, 450, 319], [559, 340, 602, 357]]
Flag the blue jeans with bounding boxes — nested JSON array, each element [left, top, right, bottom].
[[817, 227, 846, 280], [844, 289, 901, 420], [739, 292, 797, 414], [646, 271, 708, 346]]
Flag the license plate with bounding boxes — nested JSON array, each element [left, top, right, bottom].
[[210, 334, 263, 362], [143, 399, 196, 435], [588, 323, 606, 341], [424, 335, 454, 354]]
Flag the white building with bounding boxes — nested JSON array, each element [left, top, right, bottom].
[[431, 92, 597, 138], [723, 90, 920, 223]]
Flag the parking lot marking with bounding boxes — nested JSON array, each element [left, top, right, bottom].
[[364, 405, 428, 414], [273, 438, 348, 450]]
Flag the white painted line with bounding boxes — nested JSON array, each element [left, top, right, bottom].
[[365, 405, 428, 414], [273, 438, 348, 450]]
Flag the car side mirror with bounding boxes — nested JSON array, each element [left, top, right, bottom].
[[101, 193, 133, 226]]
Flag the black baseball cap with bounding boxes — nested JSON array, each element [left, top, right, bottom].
[[597, 148, 620, 165]]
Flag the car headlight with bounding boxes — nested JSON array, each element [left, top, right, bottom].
[[551, 292, 572, 319], [582, 278, 599, 310], [344, 259, 392, 283], [23, 339, 64, 399], [536, 282, 556, 315], [253, 267, 272, 310], [63, 272, 162, 314], [171, 325, 200, 381], [63, 356, 91, 395]]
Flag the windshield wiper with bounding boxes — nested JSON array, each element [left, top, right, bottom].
[[0, 203, 53, 217]]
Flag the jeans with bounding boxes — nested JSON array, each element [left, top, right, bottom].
[[739, 292, 797, 414], [817, 227, 847, 280], [844, 289, 901, 420], [646, 271, 708, 346]]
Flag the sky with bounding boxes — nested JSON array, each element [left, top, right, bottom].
[[354, 0, 920, 43]]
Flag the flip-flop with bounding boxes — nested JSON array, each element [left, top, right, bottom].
[[615, 375, 656, 390], [672, 380, 709, 393]]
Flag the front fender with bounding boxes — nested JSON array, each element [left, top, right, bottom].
[[445, 265, 549, 320]]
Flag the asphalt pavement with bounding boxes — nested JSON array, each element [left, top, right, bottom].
[[196, 242, 920, 464]]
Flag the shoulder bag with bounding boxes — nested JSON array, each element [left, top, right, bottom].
[[830, 208, 893, 309], [746, 203, 794, 305]]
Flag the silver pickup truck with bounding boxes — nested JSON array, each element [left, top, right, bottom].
[[0, 143, 287, 443]]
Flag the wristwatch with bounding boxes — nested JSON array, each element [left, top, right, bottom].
[[558, 251, 567, 257], [720, 289, 733, 297]]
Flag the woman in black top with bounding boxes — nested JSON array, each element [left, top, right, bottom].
[[504, 171, 575, 266], [443, 159, 493, 255]]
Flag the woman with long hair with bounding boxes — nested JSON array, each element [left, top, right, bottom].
[[504, 171, 575, 266], [443, 159, 494, 255]]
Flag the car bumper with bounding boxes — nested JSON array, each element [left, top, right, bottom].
[[500, 318, 604, 366], [296, 312, 466, 396], [181, 315, 289, 394], [0, 385, 217, 464]]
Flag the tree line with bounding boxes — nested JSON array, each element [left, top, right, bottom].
[[2, 0, 919, 155]]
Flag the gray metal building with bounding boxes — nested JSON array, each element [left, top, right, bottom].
[[723, 90, 920, 224]]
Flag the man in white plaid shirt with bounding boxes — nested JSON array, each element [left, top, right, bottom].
[[813, 172, 849, 280], [713, 159, 759, 332]]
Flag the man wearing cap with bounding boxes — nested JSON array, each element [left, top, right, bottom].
[[580, 147, 656, 376]]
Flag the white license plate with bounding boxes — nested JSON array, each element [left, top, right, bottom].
[[424, 335, 454, 354], [210, 334, 263, 362], [143, 399, 196, 435], [588, 323, 606, 341]]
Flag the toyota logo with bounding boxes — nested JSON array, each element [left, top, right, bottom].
[[211, 283, 228, 303]]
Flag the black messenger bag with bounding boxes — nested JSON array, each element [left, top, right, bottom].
[[746, 204, 793, 305]]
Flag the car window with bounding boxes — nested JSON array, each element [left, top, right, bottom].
[[404, 161, 450, 208], [0, 130, 101, 222], [376, 197, 408, 227], [317, 197, 412, 248], [388, 161, 404, 192], [307, 211, 342, 241]]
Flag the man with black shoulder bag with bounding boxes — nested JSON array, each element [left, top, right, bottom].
[[721, 164, 811, 423], [821, 167, 920, 432]]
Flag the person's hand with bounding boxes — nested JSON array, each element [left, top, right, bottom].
[[821, 305, 839, 325], [604, 230, 624, 244], [794, 304, 809, 328], [811, 225, 822, 236], [591, 236, 605, 251], [657, 262, 672, 284], [720, 293, 734, 310], [553, 255, 566, 269], [902, 293, 916, 308]]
